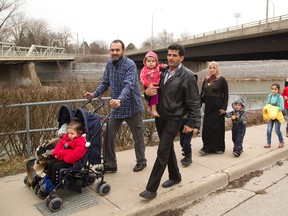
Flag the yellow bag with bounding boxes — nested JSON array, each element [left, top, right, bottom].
[[262, 104, 285, 122]]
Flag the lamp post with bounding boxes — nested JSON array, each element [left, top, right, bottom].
[[233, 13, 241, 29], [266, 0, 275, 27], [151, 8, 162, 49]]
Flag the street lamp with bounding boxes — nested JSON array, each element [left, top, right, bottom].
[[151, 8, 162, 49], [266, 0, 275, 27], [233, 13, 241, 29]]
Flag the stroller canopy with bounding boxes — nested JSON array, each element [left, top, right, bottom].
[[74, 108, 102, 165], [57, 105, 74, 129]]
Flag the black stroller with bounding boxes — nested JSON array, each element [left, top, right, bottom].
[[24, 98, 111, 212]]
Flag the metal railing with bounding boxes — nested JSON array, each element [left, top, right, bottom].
[[0, 97, 156, 157], [0, 92, 268, 157]]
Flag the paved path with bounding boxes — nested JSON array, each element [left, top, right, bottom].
[[0, 124, 287, 216]]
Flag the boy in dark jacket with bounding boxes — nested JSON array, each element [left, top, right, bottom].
[[225, 98, 247, 157]]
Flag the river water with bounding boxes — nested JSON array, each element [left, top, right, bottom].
[[226, 80, 286, 111], [197, 60, 288, 111]]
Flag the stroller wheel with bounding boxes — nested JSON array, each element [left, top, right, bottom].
[[87, 175, 96, 185], [37, 189, 48, 199], [34, 184, 40, 195], [95, 181, 102, 193], [99, 183, 111, 196], [48, 197, 62, 212], [23, 176, 29, 186], [45, 194, 58, 207]]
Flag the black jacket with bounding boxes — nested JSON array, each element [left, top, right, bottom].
[[157, 65, 201, 129]]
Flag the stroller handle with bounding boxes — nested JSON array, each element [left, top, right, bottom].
[[81, 98, 105, 113]]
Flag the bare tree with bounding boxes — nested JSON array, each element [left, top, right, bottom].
[[7, 12, 29, 45], [26, 18, 51, 45], [154, 29, 173, 46], [89, 40, 108, 54], [0, 0, 24, 41], [56, 26, 72, 48]]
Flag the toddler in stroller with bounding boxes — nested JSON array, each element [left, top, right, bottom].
[[25, 99, 111, 212], [24, 105, 72, 189], [38, 117, 88, 196]]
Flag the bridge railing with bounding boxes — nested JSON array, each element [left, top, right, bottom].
[[192, 14, 288, 38], [0, 42, 67, 58], [126, 14, 288, 55]]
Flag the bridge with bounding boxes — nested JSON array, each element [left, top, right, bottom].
[[0, 42, 75, 63], [0, 43, 75, 87], [126, 14, 288, 72]]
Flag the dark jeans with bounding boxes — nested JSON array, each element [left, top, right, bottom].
[[146, 117, 182, 192], [232, 124, 246, 152], [179, 119, 192, 155]]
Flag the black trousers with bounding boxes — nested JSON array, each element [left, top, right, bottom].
[[146, 117, 182, 192], [47, 158, 72, 185]]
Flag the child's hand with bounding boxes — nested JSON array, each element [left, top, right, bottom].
[[148, 83, 154, 89], [231, 115, 237, 120]]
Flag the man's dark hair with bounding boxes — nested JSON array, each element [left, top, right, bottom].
[[111, 39, 125, 50], [168, 44, 185, 56]]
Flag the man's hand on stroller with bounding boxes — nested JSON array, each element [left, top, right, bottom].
[[84, 92, 94, 100], [110, 99, 121, 108]]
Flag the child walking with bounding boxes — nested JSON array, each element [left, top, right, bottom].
[[282, 79, 288, 137], [225, 98, 247, 157], [179, 114, 193, 166], [40, 118, 87, 194], [264, 83, 285, 148], [140, 50, 164, 117]]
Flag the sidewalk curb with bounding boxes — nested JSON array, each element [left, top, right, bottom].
[[113, 172, 228, 216], [224, 147, 288, 182], [114, 147, 288, 216]]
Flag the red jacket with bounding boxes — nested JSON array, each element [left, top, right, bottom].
[[52, 133, 87, 165], [140, 50, 164, 87], [282, 86, 288, 109]]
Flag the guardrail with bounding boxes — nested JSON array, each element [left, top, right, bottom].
[[0, 92, 268, 157]]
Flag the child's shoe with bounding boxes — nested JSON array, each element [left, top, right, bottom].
[[233, 151, 241, 157], [278, 142, 284, 148], [40, 176, 54, 194], [264, 144, 271, 148]]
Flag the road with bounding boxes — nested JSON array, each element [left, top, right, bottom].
[[159, 157, 288, 216]]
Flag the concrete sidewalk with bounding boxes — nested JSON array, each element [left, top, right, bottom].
[[1, 124, 288, 216]]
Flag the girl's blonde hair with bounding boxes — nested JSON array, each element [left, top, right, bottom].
[[207, 61, 221, 78]]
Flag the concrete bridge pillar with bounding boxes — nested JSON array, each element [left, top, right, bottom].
[[24, 62, 42, 87], [183, 62, 207, 73], [0, 62, 42, 87]]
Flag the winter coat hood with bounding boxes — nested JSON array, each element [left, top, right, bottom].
[[232, 98, 245, 110], [143, 50, 159, 67]]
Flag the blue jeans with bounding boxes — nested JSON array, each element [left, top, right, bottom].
[[266, 120, 284, 144]]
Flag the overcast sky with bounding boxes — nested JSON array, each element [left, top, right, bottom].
[[23, 0, 288, 48]]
